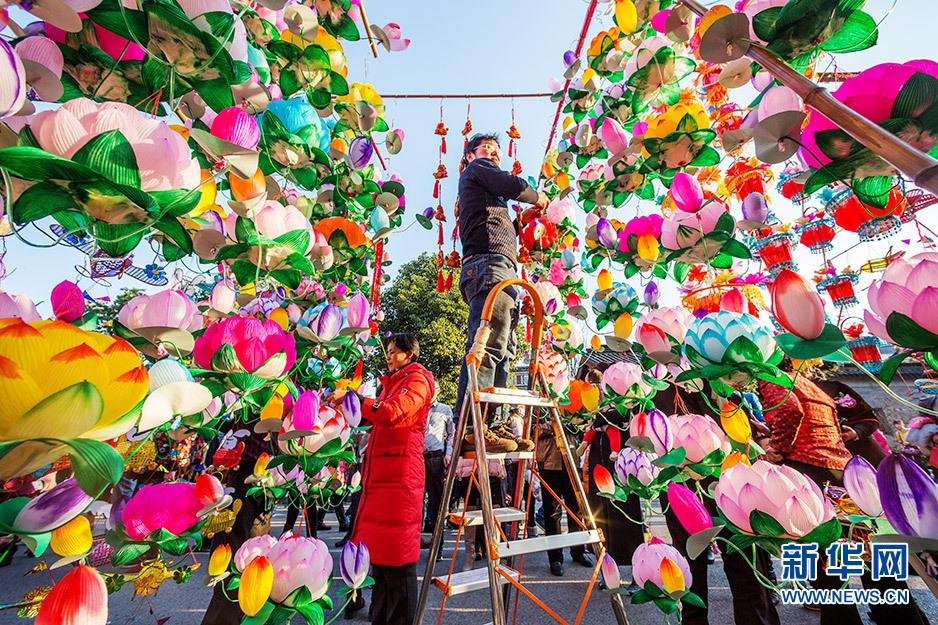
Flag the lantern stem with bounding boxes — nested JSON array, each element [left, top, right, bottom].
[[358, 0, 380, 58], [679, 0, 938, 197]]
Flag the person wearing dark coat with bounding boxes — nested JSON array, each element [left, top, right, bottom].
[[815, 379, 888, 466], [655, 383, 780, 625], [343, 333, 435, 625]]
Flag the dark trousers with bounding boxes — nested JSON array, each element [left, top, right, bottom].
[[202, 468, 271, 625], [370, 562, 417, 625], [424, 452, 445, 530], [282, 501, 318, 538], [664, 493, 780, 625], [455, 254, 519, 417], [539, 468, 585, 564]]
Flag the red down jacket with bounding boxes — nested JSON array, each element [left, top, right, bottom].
[[351, 361, 435, 566]]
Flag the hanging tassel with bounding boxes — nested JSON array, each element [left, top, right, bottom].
[[444, 272, 453, 291], [508, 139, 514, 158], [451, 224, 459, 242], [438, 223, 444, 246], [433, 180, 439, 198], [437, 271, 445, 292], [441, 137, 446, 154]]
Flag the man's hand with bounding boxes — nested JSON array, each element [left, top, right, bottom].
[[326, 389, 348, 405], [841, 426, 859, 442], [534, 191, 549, 209], [444, 454, 452, 468]]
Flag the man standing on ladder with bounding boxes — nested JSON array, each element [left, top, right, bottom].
[[455, 133, 548, 448]]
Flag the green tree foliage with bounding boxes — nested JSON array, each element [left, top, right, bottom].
[[86, 287, 145, 334], [368, 254, 467, 407]]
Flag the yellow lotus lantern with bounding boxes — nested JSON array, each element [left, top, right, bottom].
[[0, 319, 149, 479], [338, 82, 385, 118], [643, 97, 711, 155]]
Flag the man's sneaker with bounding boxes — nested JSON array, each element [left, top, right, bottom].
[[491, 423, 535, 452], [464, 429, 517, 454]]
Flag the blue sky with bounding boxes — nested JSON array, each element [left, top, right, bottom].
[[1, 0, 933, 315]]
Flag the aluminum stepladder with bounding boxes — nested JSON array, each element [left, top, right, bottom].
[[414, 279, 630, 625]]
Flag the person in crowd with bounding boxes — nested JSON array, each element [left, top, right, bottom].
[[201, 426, 272, 625], [760, 359, 929, 625], [655, 382, 780, 625], [340, 333, 435, 625], [816, 379, 888, 466], [454, 133, 548, 452], [423, 380, 454, 542], [579, 368, 645, 589], [536, 405, 593, 576]]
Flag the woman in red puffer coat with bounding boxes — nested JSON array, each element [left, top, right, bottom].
[[346, 333, 434, 625]]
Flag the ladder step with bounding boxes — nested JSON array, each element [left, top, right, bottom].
[[495, 530, 602, 559], [463, 450, 534, 461], [450, 507, 527, 527], [477, 388, 554, 407], [432, 565, 519, 596]]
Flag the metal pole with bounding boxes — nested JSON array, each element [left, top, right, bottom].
[[679, 0, 938, 197], [413, 391, 473, 625], [467, 355, 507, 625]]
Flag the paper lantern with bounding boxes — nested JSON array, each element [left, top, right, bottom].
[[796, 217, 836, 254], [776, 167, 806, 202], [816, 272, 859, 308], [724, 159, 772, 202], [749, 231, 796, 277], [846, 335, 883, 373], [825, 186, 905, 241]]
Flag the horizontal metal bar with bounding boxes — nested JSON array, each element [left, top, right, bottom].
[[477, 390, 554, 407], [463, 451, 535, 461], [432, 566, 520, 596], [495, 530, 602, 560], [450, 507, 527, 527]]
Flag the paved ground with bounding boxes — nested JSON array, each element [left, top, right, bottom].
[[0, 506, 934, 624]]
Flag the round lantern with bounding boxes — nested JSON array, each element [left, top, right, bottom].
[[797, 217, 836, 254], [824, 186, 905, 242], [845, 335, 883, 373], [816, 272, 859, 308], [749, 231, 796, 277], [776, 167, 806, 203]]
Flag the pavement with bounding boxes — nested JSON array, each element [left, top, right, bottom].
[[0, 506, 935, 625]]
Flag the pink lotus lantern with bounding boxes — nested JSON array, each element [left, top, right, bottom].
[[121, 482, 203, 540], [749, 230, 796, 277], [51, 280, 85, 322], [278, 392, 351, 455], [631, 537, 693, 593], [816, 272, 860, 308], [211, 106, 261, 150], [193, 316, 296, 381], [267, 534, 333, 603]]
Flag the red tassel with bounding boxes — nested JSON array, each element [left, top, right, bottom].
[[451, 224, 459, 242], [444, 272, 453, 291], [441, 137, 446, 154], [438, 224, 444, 246], [509, 139, 514, 158], [437, 271, 445, 292]]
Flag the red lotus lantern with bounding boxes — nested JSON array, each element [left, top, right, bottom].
[[749, 231, 796, 277], [816, 272, 859, 308], [797, 216, 836, 254], [825, 186, 905, 241], [521, 218, 559, 255]]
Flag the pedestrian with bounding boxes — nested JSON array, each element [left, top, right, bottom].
[[579, 369, 644, 587], [760, 359, 929, 625], [654, 383, 780, 625], [423, 380, 454, 540], [535, 409, 593, 576], [816, 379, 889, 466], [338, 333, 435, 625], [454, 133, 548, 452]]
